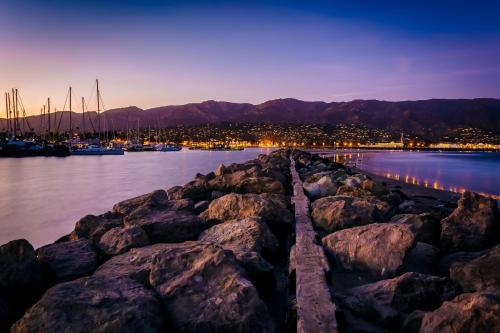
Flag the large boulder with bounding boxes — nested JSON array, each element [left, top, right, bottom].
[[344, 174, 367, 188], [125, 209, 205, 244], [0, 240, 45, 329], [391, 213, 441, 246], [440, 250, 485, 277], [440, 191, 500, 253], [420, 292, 500, 333], [234, 177, 285, 194], [322, 223, 416, 279], [450, 245, 500, 292], [361, 179, 389, 196], [204, 193, 293, 226], [337, 272, 458, 329], [69, 212, 123, 244], [11, 276, 164, 333], [97, 226, 150, 256], [404, 242, 440, 275], [113, 189, 168, 216], [303, 175, 338, 200], [311, 196, 393, 233], [0, 239, 44, 301], [197, 217, 279, 291], [198, 217, 279, 256], [303, 169, 347, 184], [94, 243, 172, 284], [336, 185, 373, 197], [149, 242, 275, 332], [37, 239, 99, 283], [167, 178, 211, 202]]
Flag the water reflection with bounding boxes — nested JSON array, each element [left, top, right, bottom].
[[327, 150, 500, 200]]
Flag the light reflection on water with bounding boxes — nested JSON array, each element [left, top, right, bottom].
[[329, 150, 500, 199], [0, 148, 274, 248]]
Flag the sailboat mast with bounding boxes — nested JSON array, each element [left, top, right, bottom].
[[82, 97, 85, 136], [96, 79, 100, 139], [69, 86, 72, 136], [42, 105, 46, 136], [15, 89, 20, 136], [47, 97, 51, 137], [11, 89, 16, 137], [39, 107, 43, 135], [5, 93, 9, 133]]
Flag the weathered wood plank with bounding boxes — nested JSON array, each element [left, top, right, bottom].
[[290, 156, 338, 333]]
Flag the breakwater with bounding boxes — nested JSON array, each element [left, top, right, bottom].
[[1, 149, 499, 332]]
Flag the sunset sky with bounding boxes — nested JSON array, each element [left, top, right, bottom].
[[2, 0, 500, 115]]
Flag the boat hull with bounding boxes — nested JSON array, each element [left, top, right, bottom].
[[0, 145, 70, 158], [71, 149, 124, 156]]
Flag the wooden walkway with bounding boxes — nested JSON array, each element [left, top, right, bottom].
[[290, 157, 339, 333]]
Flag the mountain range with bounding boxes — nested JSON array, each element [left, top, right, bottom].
[[2, 98, 500, 134]]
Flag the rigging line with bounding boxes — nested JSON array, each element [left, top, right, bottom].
[[16, 92, 33, 131], [39, 105, 45, 133], [98, 92, 106, 112], [87, 80, 96, 111], [83, 97, 96, 133], [56, 88, 70, 133]]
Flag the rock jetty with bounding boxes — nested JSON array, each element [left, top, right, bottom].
[[0, 149, 499, 333]]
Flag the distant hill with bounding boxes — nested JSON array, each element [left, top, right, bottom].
[[2, 98, 500, 134]]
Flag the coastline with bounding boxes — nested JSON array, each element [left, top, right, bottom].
[[1, 149, 499, 332]]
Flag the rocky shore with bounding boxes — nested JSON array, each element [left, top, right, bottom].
[[1, 149, 499, 333]]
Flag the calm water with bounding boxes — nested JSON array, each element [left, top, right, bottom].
[[2, 149, 499, 248], [335, 150, 500, 197], [0, 148, 274, 248]]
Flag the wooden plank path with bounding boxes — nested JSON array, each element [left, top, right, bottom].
[[290, 156, 339, 333]]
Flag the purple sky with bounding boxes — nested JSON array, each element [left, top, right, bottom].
[[1, 0, 500, 115]]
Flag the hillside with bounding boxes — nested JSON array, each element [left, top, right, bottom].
[[1, 98, 499, 134]]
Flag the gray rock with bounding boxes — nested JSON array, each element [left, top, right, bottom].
[[125, 209, 205, 244], [338, 272, 458, 328], [11, 276, 164, 333], [167, 178, 211, 202], [322, 223, 416, 279], [450, 245, 500, 292], [420, 292, 500, 333], [391, 213, 441, 246], [149, 241, 275, 333], [311, 195, 393, 233], [198, 217, 279, 255], [234, 176, 286, 194], [37, 239, 98, 282], [404, 242, 440, 275], [94, 243, 173, 284], [440, 191, 500, 253], [303, 175, 338, 200], [0, 239, 44, 329], [70, 213, 123, 244], [0, 239, 44, 300], [204, 193, 293, 226], [361, 179, 389, 196], [97, 226, 150, 256], [113, 189, 168, 216], [438, 250, 487, 276]]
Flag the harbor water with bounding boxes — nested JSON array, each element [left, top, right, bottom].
[[1, 149, 499, 248], [0, 148, 274, 247]]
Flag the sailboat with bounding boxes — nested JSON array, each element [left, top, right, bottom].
[[71, 80, 124, 156]]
